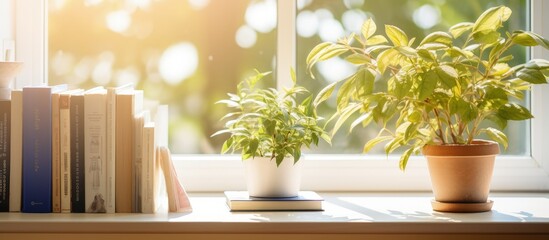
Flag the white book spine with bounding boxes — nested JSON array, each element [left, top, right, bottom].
[[9, 90, 22, 212], [84, 91, 107, 213], [59, 94, 72, 213], [141, 123, 156, 213], [105, 89, 116, 213]]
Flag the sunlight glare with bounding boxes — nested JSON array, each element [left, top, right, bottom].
[[188, 0, 210, 10], [245, 0, 277, 33], [297, 10, 319, 38], [158, 42, 199, 85], [235, 25, 257, 48], [413, 4, 441, 29], [317, 58, 356, 83], [319, 18, 344, 42], [84, 0, 103, 7], [342, 9, 367, 34], [343, 0, 365, 9], [106, 10, 132, 33]]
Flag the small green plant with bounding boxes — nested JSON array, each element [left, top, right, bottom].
[[212, 70, 331, 166], [307, 6, 549, 170]]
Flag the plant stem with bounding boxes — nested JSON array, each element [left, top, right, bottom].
[[432, 108, 446, 144]]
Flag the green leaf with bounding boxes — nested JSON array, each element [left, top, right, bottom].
[[512, 31, 549, 49], [314, 81, 338, 106], [384, 137, 402, 154], [517, 68, 547, 84], [385, 25, 408, 46], [221, 137, 233, 154], [404, 122, 418, 142], [525, 59, 549, 70], [436, 65, 458, 88], [486, 115, 508, 129], [275, 154, 284, 167], [472, 30, 500, 44], [376, 48, 399, 74], [399, 148, 414, 171], [391, 77, 412, 99], [350, 113, 372, 133], [345, 53, 371, 65], [366, 35, 388, 45], [449, 22, 474, 38], [318, 47, 348, 61], [417, 49, 435, 62], [395, 46, 417, 57], [361, 18, 377, 40], [249, 138, 259, 157], [418, 71, 438, 100], [484, 127, 508, 149], [498, 103, 534, 120], [357, 68, 376, 96], [306, 42, 332, 65], [419, 31, 453, 47], [332, 103, 362, 136], [363, 135, 393, 153], [290, 68, 297, 86], [472, 6, 512, 34]]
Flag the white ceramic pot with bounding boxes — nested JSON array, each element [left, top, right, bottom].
[[244, 156, 302, 197]]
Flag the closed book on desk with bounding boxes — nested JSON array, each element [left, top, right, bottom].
[[225, 191, 324, 211], [22, 87, 53, 213]]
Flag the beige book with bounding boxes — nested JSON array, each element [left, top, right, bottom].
[[9, 90, 22, 212], [51, 89, 64, 213], [115, 89, 135, 213], [105, 83, 133, 213]]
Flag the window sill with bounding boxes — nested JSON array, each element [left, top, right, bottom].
[[1, 192, 548, 239]]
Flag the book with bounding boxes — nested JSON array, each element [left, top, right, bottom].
[[0, 99, 10, 212], [9, 89, 22, 212], [133, 110, 146, 213], [70, 91, 85, 213], [141, 121, 159, 213], [115, 89, 135, 213], [51, 89, 62, 213], [224, 191, 324, 211], [158, 146, 192, 213], [21, 86, 55, 213], [84, 87, 107, 213], [105, 83, 133, 213], [59, 89, 83, 213]]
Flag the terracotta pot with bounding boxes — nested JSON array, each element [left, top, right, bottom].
[[244, 156, 302, 197], [423, 140, 499, 203]]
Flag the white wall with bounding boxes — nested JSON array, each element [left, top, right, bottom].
[[0, 0, 14, 61]]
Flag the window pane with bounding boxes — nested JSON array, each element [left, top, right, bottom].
[[48, 0, 277, 154], [297, 0, 529, 155]]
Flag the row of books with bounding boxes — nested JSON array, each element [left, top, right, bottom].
[[0, 84, 170, 213]]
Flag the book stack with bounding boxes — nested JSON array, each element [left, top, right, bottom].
[[1, 84, 174, 214], [224, 191, 324, 211]]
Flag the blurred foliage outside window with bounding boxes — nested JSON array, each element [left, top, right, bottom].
[[49, 0, 529, 155]]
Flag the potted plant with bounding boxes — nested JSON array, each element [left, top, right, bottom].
[[212, 70, 330, 197], [306, 6, 549, 212]]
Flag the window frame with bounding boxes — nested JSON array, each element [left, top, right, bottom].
[[11, 0, 549, 192]]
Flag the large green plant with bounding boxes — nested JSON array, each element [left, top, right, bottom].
[[212, 70, 331, 166], [307, 6, 549, 170]]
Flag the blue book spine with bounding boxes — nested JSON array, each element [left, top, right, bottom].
[[70, 94, 85, 213], [22, 87, 52, 213]]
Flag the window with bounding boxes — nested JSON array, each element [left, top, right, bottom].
[[11, 0, 549, 191], [47, 0, 277, 154]]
